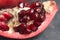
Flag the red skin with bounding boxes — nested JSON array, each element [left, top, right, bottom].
[[0, 1, 58, 39], [0, 0, 24, 8]]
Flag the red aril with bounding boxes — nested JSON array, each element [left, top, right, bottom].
[[24, 2, 30, 7], [34, 22, 41, 27], [29, 13, 36, 20], [2, 12, 13, 20], [29, 24, 38, 32], [22, 17, 29, 23], [18, 2, 24, 8], [26, 24, 37, 32], [0, 15, 7, 22], [18, 10, 26, 18], [0, 22, 9, 31]]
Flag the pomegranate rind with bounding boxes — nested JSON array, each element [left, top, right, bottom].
[[0, 1, 58, 39]]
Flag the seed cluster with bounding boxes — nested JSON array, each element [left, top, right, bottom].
[[0, 1, 46, 34], [14, 1, 46, 34]]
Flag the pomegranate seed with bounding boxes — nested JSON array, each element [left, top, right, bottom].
[[18, 18, 22, 22], [41, 9, 46, 17], [24, 2, 30, 7], [35, 12, 39, 18], [35, 16, 44, 22], [29, 13, 36, 20], [0, 15, 7, 22], [0, 22, 9, 31], [3, 12, 13, 20], [19, 23, 26, 34], [26, 25, 32, 32], [34, 22, 41, 27], [22, 18, 28, 23], [18, 2, 25, 8], [34, 7, 41, 14], [26, 9, 32, 16], [20, 23, 26, 28], [30, 24, 38, 31], [27, 24, 38, 32], [24, 30, 31, 34], [18, 10, 26, 18]]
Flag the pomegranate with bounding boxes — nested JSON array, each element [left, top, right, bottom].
[[0, 0, 58, 39]]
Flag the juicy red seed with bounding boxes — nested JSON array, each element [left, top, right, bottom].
[[18, 10, 26, 18], [22, 18, 28, 23], [20, 23, 25, 28], [36, 2, 41, 7], [27, 24, 38, 32], [16, 27, 26, 34], [19, 28, 26, 34], [0, 22, 9, 31], [30, 2, 36, 8], [35, 15, 45, 22], [34, 22, 41, 27], [3, 12, 13, 20], [26, 9, 32, 16], [26, 25, 32, 32], [29, 13, 36, 20], [24, 2, 30, 7], [24, 30, 31, 34], [18, 2, 24, 8], [41, 9, 46, 17], [34, 7, 41, 14], [0, 15, 7, 22], [30, 24, 38, 31]]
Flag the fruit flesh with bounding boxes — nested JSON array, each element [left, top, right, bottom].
[[0, 1, 58, 39]]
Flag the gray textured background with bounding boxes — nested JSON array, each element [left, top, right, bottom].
[[0, 0, 60, 40]]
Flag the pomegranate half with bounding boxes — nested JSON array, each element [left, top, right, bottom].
[[0, 0, 58, 39]]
